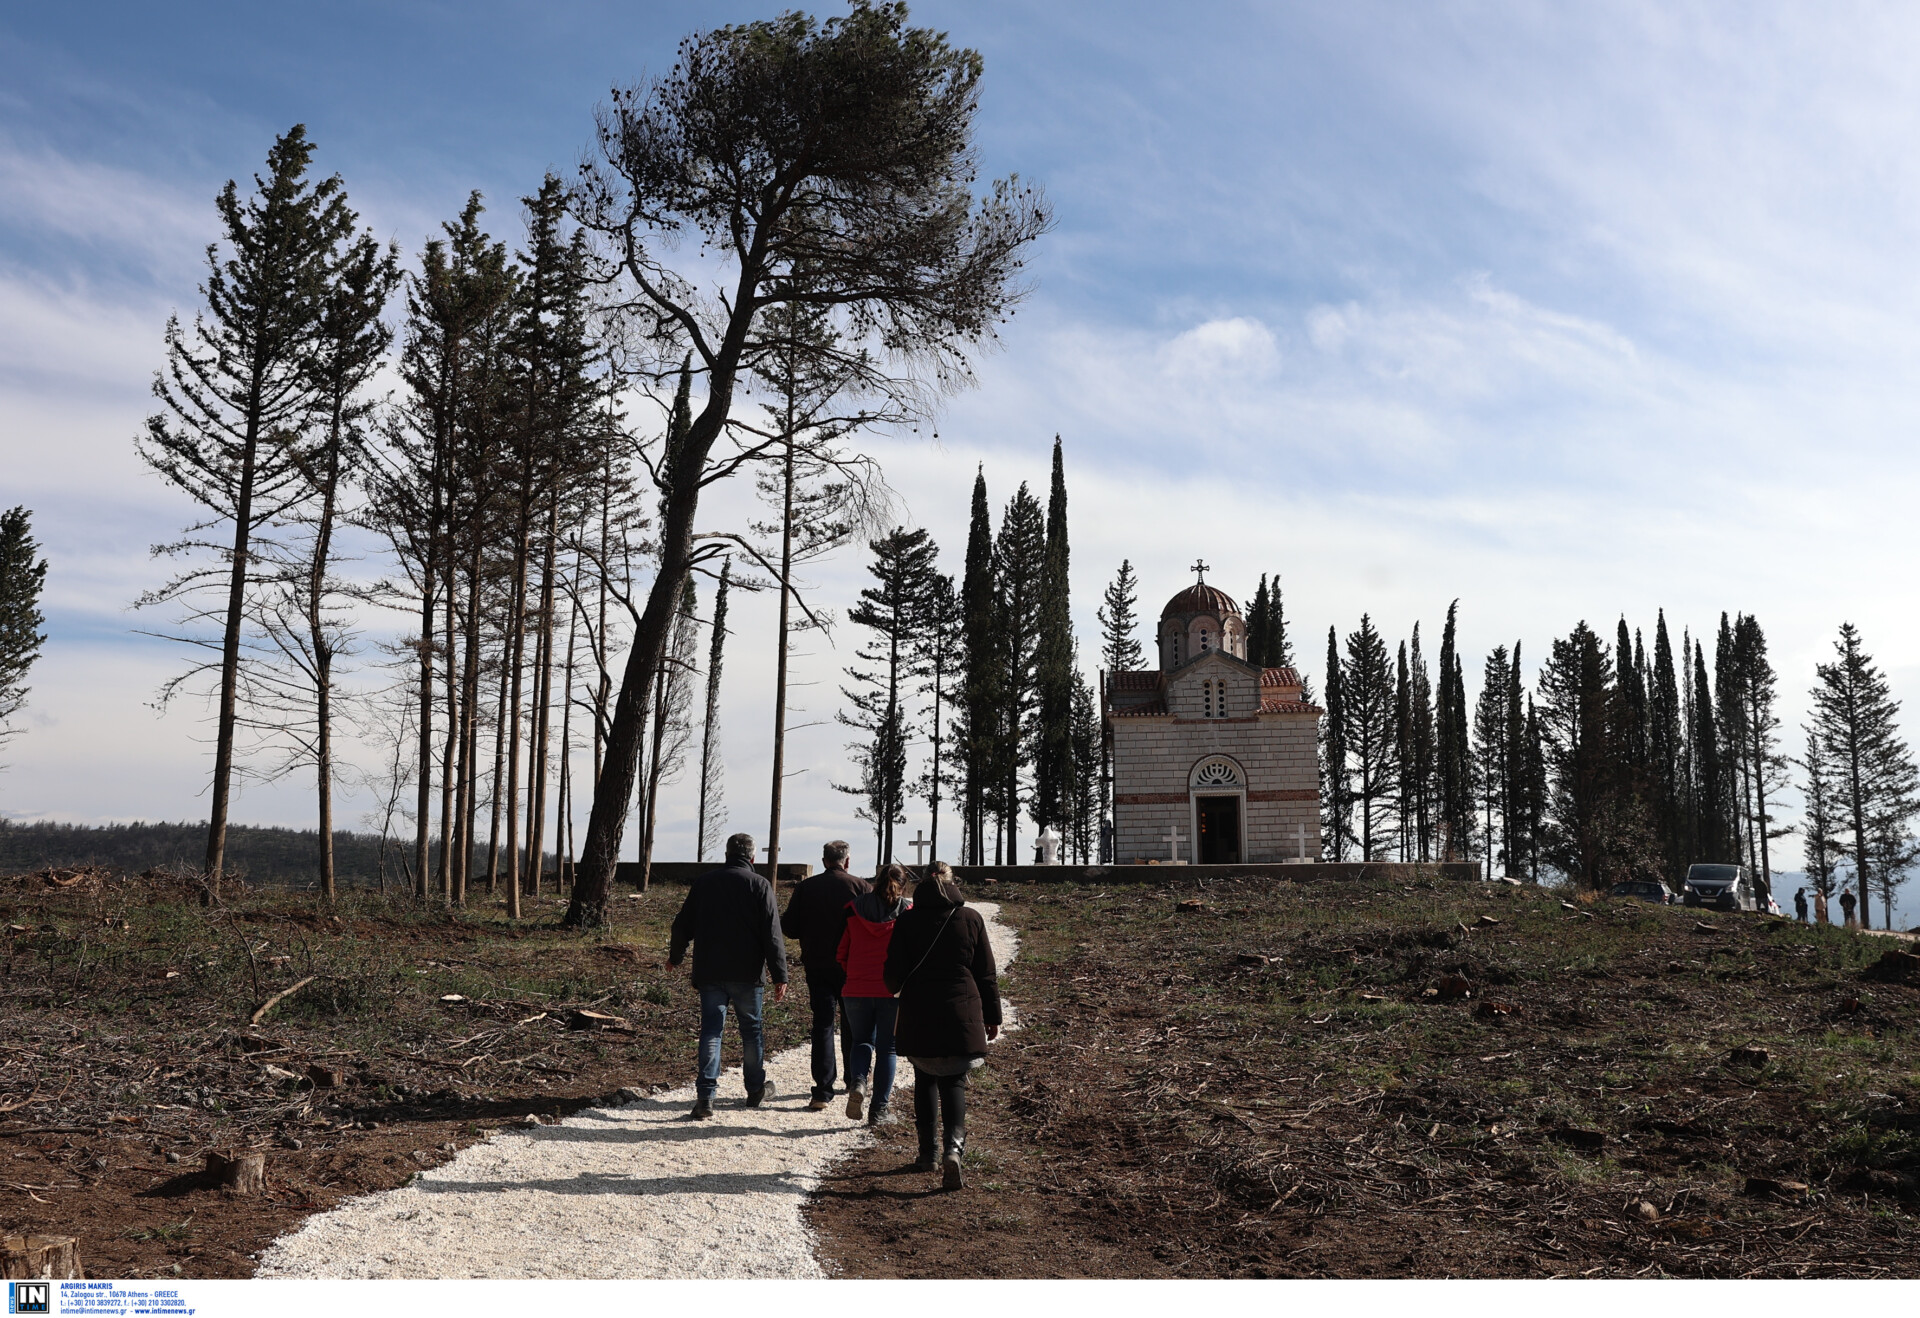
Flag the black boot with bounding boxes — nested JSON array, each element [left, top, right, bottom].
[[941, 1126, 966, 1191]]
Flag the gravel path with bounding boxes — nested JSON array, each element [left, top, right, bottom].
[[256, 901, 1018, 1279]]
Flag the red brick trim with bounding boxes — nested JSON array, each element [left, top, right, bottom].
[[1114, 793, 1189, 805], [1247, 789, 1319, 802]]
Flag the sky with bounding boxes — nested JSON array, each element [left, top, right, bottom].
[[3, 2, 1919, 913]]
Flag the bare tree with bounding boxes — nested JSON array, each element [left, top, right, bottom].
[[564, 6, 1050, 926]]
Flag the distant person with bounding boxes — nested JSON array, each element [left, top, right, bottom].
[[668, 832, 789, 1120], [1815, 887, 1830, 925], [837, 862, 913, 1125], [1794, 888, 1809, 923], [781, 840, 870, 1111], [885, 861, 1002, 1191], [1840, 887, 1858, 929]]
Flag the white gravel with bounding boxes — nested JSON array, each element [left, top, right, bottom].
[[256, 901, 1018, 1280]]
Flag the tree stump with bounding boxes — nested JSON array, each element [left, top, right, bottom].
[[205, 1150, 265, 1196], [2, 1234, 84, 1279]]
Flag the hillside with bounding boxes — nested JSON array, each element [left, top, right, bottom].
[[0, 819, 415, 889], [809, 873, 1920, 1278]]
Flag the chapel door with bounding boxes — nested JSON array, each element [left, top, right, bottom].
[[1195, 795, 1241, 864]]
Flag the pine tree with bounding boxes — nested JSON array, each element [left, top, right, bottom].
[[1033, 437, 1075, 832], [1321, 626, 1353, 860], [1798, 727, 1842, 900], [1342, 616, 1399, 859], [249, 219, 399, 901], [1538, 621, 1616, 887], [912, 571, 961, 862], [0, 508, 47, 750], [1523, 695, 1547, 882], [1714, 612, 1753, 874], [136, 125, 360, 896], [959, 470, 1001, 864], [994, 485, 1048, 861], [1097, 560, 1143, 673], [1067, 668, 1101, 862], [838, 527, 941, 864], [1809, 623, 1920, 929], [1094, 558, 1142, 862], [1731, 613, 1785, 901], [696, 559, 731, 863]]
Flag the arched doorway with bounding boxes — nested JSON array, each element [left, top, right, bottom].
[[1189, 756, 1246, 865]]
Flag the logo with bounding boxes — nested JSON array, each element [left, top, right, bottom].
[[8, 1282, 49, 1315]]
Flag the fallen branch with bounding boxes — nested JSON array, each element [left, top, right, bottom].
[[249, 976, 319, 1026]]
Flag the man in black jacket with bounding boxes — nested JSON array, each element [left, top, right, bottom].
[[781, 840, 870, 1111], [669, 833, 789, 1120]]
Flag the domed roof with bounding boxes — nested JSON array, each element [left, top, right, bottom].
[[1161, 583, 1241, 619]]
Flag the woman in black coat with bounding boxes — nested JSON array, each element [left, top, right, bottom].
[[883, 862, 1001, 1189]]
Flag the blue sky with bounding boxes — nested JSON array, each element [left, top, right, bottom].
[[4, 3, 1919, 912]]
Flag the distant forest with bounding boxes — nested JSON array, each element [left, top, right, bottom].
[[0, 820, 421, 890]]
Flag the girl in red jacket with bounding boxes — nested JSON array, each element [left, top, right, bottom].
[[836, 863, 912, 1124]]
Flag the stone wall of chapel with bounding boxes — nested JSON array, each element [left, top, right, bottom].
[[1110, 713, 1320, 863], [1166, 661, 1260, 720]]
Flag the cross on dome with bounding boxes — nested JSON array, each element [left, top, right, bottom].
[[1190, 559, 1209, 582]]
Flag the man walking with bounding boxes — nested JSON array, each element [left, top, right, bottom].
[[1840, 887, 1858, 930], [669, 832, 789, 1120], [781, 841, 870, 1111], [1794, 887, 1809, 923]]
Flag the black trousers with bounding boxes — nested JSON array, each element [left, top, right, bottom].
[[912, 1066, 968, 1157], [805, 969, 850, 1101]]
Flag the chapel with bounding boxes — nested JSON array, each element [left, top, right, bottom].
[[1104, 567, 1322, 864]]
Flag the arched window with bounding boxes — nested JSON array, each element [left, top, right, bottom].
[[1201, 678, 1227, 719]]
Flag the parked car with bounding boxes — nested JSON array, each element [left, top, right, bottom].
[[1610, 879, 1677, 905], [1682, 863, 1757, 912]]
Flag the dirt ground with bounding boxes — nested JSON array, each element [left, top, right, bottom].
[[0, 867, 800, 1279], [806, 875, 1920, 1279]]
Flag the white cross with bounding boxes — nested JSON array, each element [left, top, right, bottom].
[[1164, 826, 1186, 863], [907, 829, 931, 864]]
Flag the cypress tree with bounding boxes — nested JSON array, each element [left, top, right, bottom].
[[1033, 437, 1075, 832], [1321, 625, 1352, 860], [0, 507, 47, 750], [1436, 601, 1473, 861], [1404, 624, 1436, 861], [1067, 669, 1101, 862], [1474, 645, 1513, 874], [696, 559, 731, 863], [1733, 613, 1784, 901], [1523, 695, 1547, 882], [1501, 640, 1527, 877], [1648, 611, 1684, 878], [1714, 612, 1752, 871], [1692, 640, 1727, 862], [1394, 640, 1412, 860], [1247, 575, 1271, 666], [959, 469, 1000, 864]]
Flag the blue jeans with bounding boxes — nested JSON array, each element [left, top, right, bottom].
[[842, 996, 899, 1110], [696, 981, 765, 1100], [806, 970, 851, 1102]]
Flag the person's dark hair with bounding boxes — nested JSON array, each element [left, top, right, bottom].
[[875, 863, 909, 906], [921, 860, 962, 905], [726, 833, 756, 867], [823, 840, 851, 869]]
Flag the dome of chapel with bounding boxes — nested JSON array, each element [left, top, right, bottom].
[[1160, 583, 1241, 620]]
